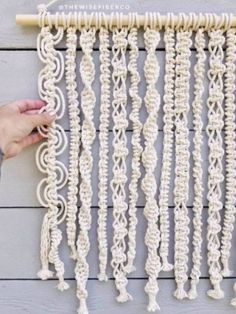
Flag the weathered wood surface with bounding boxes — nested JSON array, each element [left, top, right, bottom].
[[0, 279, 236, 314], [0, 130, 225, 208], [0, 207, 236, 279], [0, 0, 236, 313]]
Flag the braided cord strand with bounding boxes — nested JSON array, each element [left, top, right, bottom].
[[188, 28, 205, 300], [221, 28, 236, 278], [36, 23, 69, 291], [65, 26, 81, 260], [142, 25, 162, 312], [224, 27, 236, 308], [97, 25, 111, 282], [125, 25, 143, 274], [158, 25, 175, 272], [173, 25, 192, 300], [110, 26, 131, 303], [206, 28, 225, 300], [224, 27, 236, 309], [75, 26, 96, 314]]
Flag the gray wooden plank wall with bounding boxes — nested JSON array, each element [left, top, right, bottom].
[[0, 0, 236, 313]]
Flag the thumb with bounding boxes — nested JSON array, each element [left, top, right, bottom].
[[27, 112, 56, 128]]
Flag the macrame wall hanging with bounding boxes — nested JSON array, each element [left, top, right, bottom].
[[16, 2, 236, 313]]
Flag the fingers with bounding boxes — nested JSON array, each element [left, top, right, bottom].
[[24, 109, 43, 115], [26, 112, 56, 128], [20, 132, 44, 150], [4, 132, 44, 159], [10, 99, 46, 113]]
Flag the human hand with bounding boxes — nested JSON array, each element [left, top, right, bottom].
[[0, 99, 55, 159]]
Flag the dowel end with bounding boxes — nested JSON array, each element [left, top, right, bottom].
[[16, 14, 39, 26]]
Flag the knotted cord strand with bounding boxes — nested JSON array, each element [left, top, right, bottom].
[[173, 23, 192, 300], [36, 11, 69, 291], [206, 27, 225, 300], [188, 27, 205, 300], [75, 26, 96, 314], [142, 22, 162, 312], [110, 25, 131, 303], [65, 26, 80, 260], [221, 28, 236, 278], [97, 25, 111, 282], [125, 25, 143, 274], [31, 9, 236, 313], [158, 25, 175, 273]]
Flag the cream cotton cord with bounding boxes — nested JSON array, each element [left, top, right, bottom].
[[125, 14, 143, 274], [206, 20, 225, 300], [221, 27, 236, 279], [75, 25, 96, 314], [141, 13, 162, 312], [188, 26, 205, 300], [97, 24, 111, 282], [221, 25, 236, 308], [26, 8, 236, 313], [158, 18, 175, 273], [226, 26, 236, 310], [173, 17, 192, 300], [36, 9, 69, 291], [110, 20, 131, 303], [65, 24, 81, 261]]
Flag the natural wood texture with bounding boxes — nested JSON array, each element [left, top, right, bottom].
[[15, 13, 236, 27], [0, 130, 223, 208], [0, 279, 235, 314], [1, 207, 236, 280]]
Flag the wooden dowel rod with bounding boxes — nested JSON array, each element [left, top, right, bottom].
[[16, 13, 236, 28]]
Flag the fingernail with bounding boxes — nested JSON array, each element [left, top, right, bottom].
[[48, 110, 56, 116]]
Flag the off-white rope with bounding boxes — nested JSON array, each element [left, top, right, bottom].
[[125, 19, 143, 274], [221, 27, 236, 309], [75, 26, 96, 314], [188, 27, 205, 300], [36, 15, 69, 291], [141, 13, 162, 311], [65, 25, 81, 261], [158, 23, 175, 273], [110, 23, 131, 303], [97, 25, 111, 282], [173, 21, 192, 300], [221, 28, 236, 278], [206, 27, 225, 300], [32, 8, 236, 313], [227, 27, 236, 308], [225, 27, 236, 309]]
